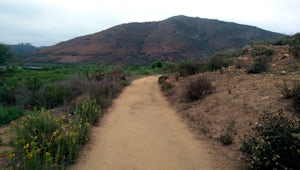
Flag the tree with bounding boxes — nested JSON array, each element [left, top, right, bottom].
[[0, 44, 12, 64]]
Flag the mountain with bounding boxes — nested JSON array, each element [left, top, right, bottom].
[[9, 43, 38, 56], [33, 15, 285, 65]]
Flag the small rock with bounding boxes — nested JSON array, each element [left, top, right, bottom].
[[262, 96, 270, 100], [280, 71, 287, 75]]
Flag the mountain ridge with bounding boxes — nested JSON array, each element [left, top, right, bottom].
[[33, 15, 285, 65]]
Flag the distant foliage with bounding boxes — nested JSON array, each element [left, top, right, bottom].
[[183, 76, 213, 102], [0, 106, 24, 125], [151, 61, 163, 69], [251, 46, 275, 57], [0, 44, 12, 64], [241, 111, 300, 169]]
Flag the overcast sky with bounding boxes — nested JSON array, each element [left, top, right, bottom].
[[0, 0, 299, 46]]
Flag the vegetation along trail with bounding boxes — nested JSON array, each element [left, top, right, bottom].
[[73, 76, 218, 170]]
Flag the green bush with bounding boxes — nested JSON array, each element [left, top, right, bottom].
[[0, 105, 24, 125], [183, 76, 213, 102], [208, 54, 231, 71], [247, 56, 270, 74], [151, 61, 163, 69], [241, 111, 300, 169]]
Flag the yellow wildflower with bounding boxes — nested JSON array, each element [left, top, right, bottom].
[[23, 143, 29, 150], [8, 152, 15, 159], [27, 152, 33, 159], [45, 152, 51, 157]]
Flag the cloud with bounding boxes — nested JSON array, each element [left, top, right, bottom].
[[0, 0, 299, 46]]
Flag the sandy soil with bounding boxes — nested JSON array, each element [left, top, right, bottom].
[[72, 76, 231, 170]]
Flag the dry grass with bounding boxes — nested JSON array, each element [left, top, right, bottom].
[[164, 71, 299, 167]]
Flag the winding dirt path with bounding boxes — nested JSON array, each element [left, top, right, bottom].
[[73, 76, 214, 170]]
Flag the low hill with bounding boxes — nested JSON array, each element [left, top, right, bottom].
[[32, 15, 284, 65], [9, 43, 38, 55]]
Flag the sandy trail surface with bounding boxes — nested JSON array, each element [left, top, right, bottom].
[[73, 76, 214, 170]]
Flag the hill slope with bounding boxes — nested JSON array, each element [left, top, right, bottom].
[[34, 15, 284, 65], [9, 43, 38, 55]]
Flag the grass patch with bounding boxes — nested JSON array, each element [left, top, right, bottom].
[[0, 105, 24, 125]]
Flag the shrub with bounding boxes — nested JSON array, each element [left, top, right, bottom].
[[160, 81, 173, 91], [290, 45, 300, 59], [80, 99, 101, 125], [183, 76, 213, 102], [158, 75, 169, 84], [281, 80, 300, 113], [9, 108, 91, 169], [177, 61, 207, 77], [241, 111, 300, 169], [208, 54, 231, 71], [219, 121, 235, 145], [88, 69, 127, 110], [252, 46, 275, 57], [158, 75, 173, 91], [151, 61, 163, 69], [247, 56, 270, 74], [0, 105, 24, 125]]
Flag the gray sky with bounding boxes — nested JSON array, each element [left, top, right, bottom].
[[0, 0, 299, 46]]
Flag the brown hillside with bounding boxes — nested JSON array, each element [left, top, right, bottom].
[[162, 44, 300, 166], [33, 15, 284, 64]]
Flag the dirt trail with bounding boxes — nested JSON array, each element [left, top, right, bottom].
[[73, 76, 214, 170]]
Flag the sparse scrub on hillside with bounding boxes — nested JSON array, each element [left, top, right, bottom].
[[247, 56, 270, 74], [290, 45, 300, 59], [241, 111, 300, 169], [88, 69, 128, 110], [281, 80, 300, 113], [251, 46, 275, 57], [208, 53, 231, 71], [177, 61, 207, 77], [183, 76, 213, 102], [274, 33, 300, 58], [158, 75, 169, 85], [219, 121, 235, 145]]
